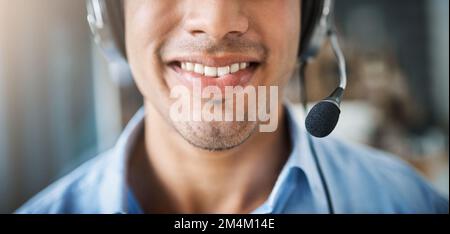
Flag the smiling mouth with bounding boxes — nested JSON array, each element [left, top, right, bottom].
[[165, 55, 262, 90], [169, 61, 260, 79]]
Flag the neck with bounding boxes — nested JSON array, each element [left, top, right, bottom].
[[128, 102, 291, 214]]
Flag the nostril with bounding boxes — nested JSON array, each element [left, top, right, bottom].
[[227, 31, 245, 37], [190, 30, 206, 36]]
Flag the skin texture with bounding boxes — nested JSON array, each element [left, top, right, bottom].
[[124, 0, 301, 213]]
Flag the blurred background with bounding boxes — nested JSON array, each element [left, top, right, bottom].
[[0, 0, 448, 213]]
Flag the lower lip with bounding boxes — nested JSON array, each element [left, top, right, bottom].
[[169, 64, 257, 92]]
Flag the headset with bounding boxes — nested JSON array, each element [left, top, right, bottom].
[[298, 0, 347, 214], [86, 0, 347, 214]]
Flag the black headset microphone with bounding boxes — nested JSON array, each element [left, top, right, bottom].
[[304, 28, 347, 138]]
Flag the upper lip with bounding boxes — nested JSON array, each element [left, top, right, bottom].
[[165, 54, 263, 67]]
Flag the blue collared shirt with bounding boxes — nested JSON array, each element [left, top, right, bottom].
[[16, 105, 448, 214]]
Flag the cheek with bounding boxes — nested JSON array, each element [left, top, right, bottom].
[[255, 0, 300, 85], [124, 1, 181, 98]]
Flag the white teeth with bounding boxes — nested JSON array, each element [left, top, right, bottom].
[[217, 66, 230, 76], [180, 62, 251, 78], [204, 66, 217, 77], [185, 62, 194, 72], [230, 63, 240, 73], [194, 64, 204, 74]]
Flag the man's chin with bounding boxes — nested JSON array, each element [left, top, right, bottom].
[[172, 120, 258, 152]]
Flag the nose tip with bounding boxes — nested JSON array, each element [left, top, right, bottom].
[[184, 0, 249, 40]]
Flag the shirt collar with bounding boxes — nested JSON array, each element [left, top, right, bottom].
[[104, 107, 146, 214], [108, 104, 328, 213], [251, 103, 329, 213]]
